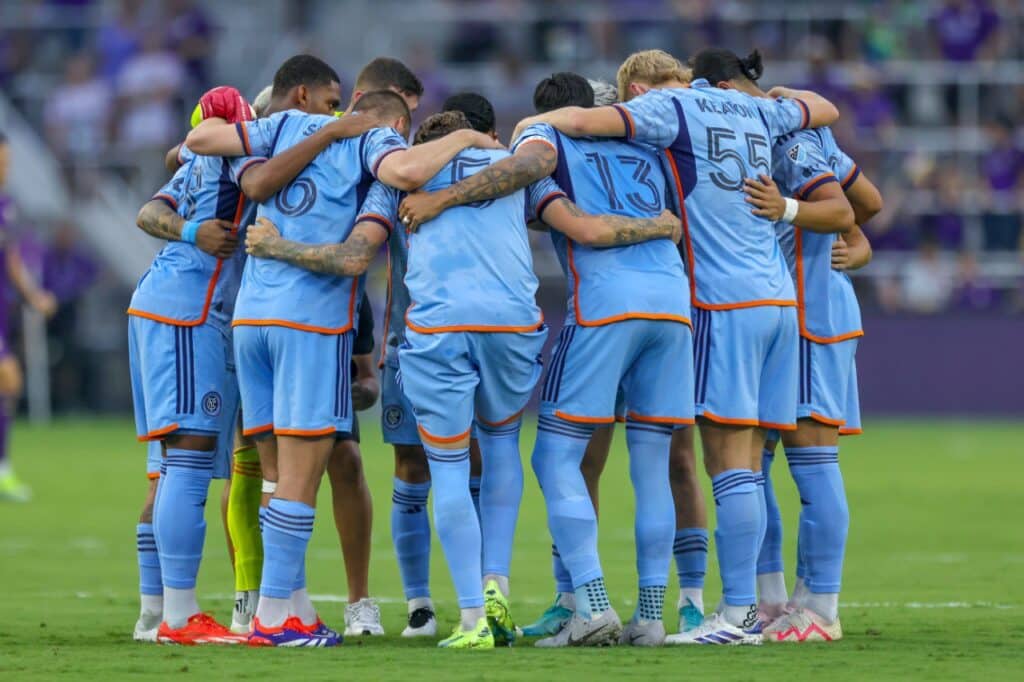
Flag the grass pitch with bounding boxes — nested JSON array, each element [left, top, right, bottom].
[[0, 417, 1021, 679]]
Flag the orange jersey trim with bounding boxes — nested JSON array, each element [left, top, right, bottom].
[[793, 228, 862, 344], [553, 410, 616, 425], [378, 244, 394, 368], [242, 423, 273, 437], [417, 424, 472, 445], [237, 122, 252, 155], [698, 411, 759, 427], [147, 472, 161, 481], [138, 423, 180, 442], [564, 240, 692, 327], [808, 412, 846, 427], [275, 426, 338, 438], [694, 299, 796, 311], [128, 194, 247, 327], [404, 309, 545, 335], [759, 420, 798, 432], [801, 329, 864, 344], [476, 409, 524, 428], [626, 411, 695, 426], [233, 274, 360, 335]]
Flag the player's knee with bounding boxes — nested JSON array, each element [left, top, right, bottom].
[[394, 445, 430, 483], [328, 440, 365, 487]]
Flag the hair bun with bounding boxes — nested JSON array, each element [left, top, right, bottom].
[[740, 50, 764, 81]]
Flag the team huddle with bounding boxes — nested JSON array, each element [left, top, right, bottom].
[[127, 47, 881, 649]]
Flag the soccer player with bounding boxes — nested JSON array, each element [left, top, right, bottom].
[[512, 48, 840, 645], [706, 49, 881, 640], [0, 132, 57, 503], [399, 71, 693, 648], [185, 88, 499, 647]]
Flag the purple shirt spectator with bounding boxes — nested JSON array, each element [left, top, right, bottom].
[[932, 0, 999, 62], [982, 146, 1024, 193]]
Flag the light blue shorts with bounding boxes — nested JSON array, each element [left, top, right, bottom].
[[234, 325, 353, 438], [692, 306, 798, 430], [540, 319, 694, 426], [398, 328, 547, 443], [381, 355, 421, 446], [800, 336, 861, 435]]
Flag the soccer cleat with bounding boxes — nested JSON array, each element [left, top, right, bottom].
[[0, 471, 31, 503], [344, 598, 385, 636], [437, 617, 494, 649], [763, 607, 842, 643], [248, 616, 341, 647], [402, 607, 437, 637], [678, 598, 704, 633], [230, 590, 258, 634], [156, 613, 247, 645], [535, 609, 622, 648], [306, 617, 341, 640], [520, 595, 574, 637], [664, 611, 762, 646], [757, 601, 787, 630], [484, 579, 515, 646], [618, 617, 665, 647], [133, 611, 161, 642]]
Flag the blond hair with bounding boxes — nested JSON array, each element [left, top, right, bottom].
[[616, 50, 692, 102]]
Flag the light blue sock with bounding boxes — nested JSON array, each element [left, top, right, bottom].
[[137, 522, 162, 596], [754, 470, 768, 559], [552, 544, 573, 593], [626, 421, 674, 589], [426, 446, 483, 609], [574, 577, 611, 619], [469, 475, 482, 521], [711, 468, 759, 606], [785, 446, 848, 594], [391, 478, 432, 600], [531, 415, 602, 590], [637, 584, 666, 622], [673, 528, 708, 588], [259, 499, 314, 600], [154, 449, 214, 589], [758, 449, 785, 574], [477, 421, 524, 580]]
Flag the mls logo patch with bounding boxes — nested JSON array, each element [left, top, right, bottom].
[[383, 405, 405, 430], [787, 143, 806, 164], [202, 391, 222, 417]]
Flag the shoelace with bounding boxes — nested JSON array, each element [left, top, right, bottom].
[[354, 599, 380, 622]]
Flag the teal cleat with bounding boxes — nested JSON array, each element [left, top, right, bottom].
[[678, 598, 704, 633], [520, 595, 574, 638]]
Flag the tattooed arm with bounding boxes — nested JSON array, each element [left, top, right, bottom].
[[244, 217, 387, 276], [136, 200, 238, 258], [540, 198, 682, 247], [398, 140, 557, 230]]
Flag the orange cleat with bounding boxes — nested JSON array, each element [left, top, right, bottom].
[[156, 613, 248, 645]]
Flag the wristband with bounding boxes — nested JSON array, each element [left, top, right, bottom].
[[181, 220, 201, 244], [781, 197, 799, 224]]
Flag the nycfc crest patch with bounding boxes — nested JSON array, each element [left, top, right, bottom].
[[383, 405, 404, 430], [202, 391, 222, 417], [787, 143, 806, 164]]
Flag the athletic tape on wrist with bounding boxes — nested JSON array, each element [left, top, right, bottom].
[[181, 220, 201, 244], [261, 479, 277, 494], [781, 198, 799, 224]]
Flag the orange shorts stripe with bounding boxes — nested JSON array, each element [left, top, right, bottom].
[[242, 423, 273, 437], [626, 411, 695, 426], [839, 427, 863, 436], [137, 423, 180, 442], [577, 312, 692, 328], [404, 312, 545, 335], [476, 409, 524, 428], [147, 472, 161, 481], [553, 410, 616, 425], [807, 412, 846, 427], [694, 299, 797, 311], [232, 319, 354, 335], [759, 420, 798, 432], [275, 426, 338, 438], [800, 329, 864, 345], [698, 411, 759, 427], [417, 424, 472, 445]]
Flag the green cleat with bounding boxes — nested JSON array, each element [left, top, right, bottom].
[[484, 579, 516, 646], [437, 617, 495, 649], [520, 594, 574, 638], [0, 472, 31, 503], [678, 598, 704, 633]]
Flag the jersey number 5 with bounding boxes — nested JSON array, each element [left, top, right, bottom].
[[706, 127, 770, 191]]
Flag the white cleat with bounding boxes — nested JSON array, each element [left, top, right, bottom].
[[133, 611, 161, 642], [619, 617, 665, 647], [401, 607, 437, 637], [763, 607, 842, 643], [535, 609, 622, 648], [665, 612, 762, 646], [344, 598, 385, 636], [231, 590, 258, 634]]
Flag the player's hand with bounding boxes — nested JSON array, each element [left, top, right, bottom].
[[325, 113, 379, 140], [196, 86, 254, 126], [399, 190, 448, 232], [766, 86, 797, 100], [466, 130, 504, 150], [831, 235, 851, 270], [656, 208, 683, 243], [196, 219, 239, 259], [511, 115, 542, 144], [351, 378, 380, 411], [744, 175, 787, 221], [30, 290, 58, 318], [244, 217, 282, 258]]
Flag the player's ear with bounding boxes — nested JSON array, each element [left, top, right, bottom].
[[295, 84, 309, 108], [628, 82, 650, 99], [717, 80, 733, 90]]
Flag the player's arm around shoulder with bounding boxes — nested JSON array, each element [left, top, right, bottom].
[[244, 214, 389, 277], [743, 174, 854, 234], [540, 197, 682, 248], [512, 106, 626, 142], [376, 128, 501, 192]]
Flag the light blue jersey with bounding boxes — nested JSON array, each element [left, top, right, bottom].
[[512, 123, 689, 326], [128, 147, 260, 328], [614, 80, 809, 309], [772, 127, 863, 343], [403, 148, 546, 333], [232, 111, 406, 333]]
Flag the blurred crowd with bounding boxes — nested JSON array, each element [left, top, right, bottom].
[[1, 0, 1022, 320]]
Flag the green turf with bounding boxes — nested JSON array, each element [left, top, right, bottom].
[[0, 417, 1021, 679]]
